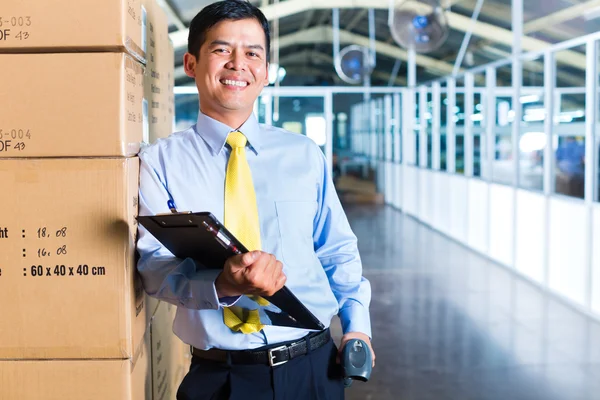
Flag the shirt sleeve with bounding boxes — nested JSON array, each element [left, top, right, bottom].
[[312, 150, 372, 338], [136, 150, 229, 310]]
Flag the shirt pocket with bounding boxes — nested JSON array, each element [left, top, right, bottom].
[[275, 200, 317, 267]]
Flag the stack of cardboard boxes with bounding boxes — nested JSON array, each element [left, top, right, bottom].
[[0, 0, 184, 398]]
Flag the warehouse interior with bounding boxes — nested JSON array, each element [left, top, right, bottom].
[[1, 0, 599, 399]]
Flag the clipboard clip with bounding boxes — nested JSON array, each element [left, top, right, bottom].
[[155, 199, 192, 216]]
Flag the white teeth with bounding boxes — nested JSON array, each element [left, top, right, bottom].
[[222, 79, 247, 87]]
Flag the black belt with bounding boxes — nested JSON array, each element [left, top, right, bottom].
[[192, 329, 330, 367]]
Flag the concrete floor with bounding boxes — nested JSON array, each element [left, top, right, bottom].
[[334, 205, 600, 400]]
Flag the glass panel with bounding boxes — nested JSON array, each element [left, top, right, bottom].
[[473, 83, 484, 178], [441, 90, 448, 171], [271, 96, 326, 153], [335, 93, 369, 181], [497, 64, 513, 87], [597, 41, 600, 202], [492, 94, 514, 185], [455, 78, 465, 175], [174, 93, 200, 131], [426, 90, 433, 169], [554, 45, 586, 199], [256, 95, 267, 124], [519, 55, 545, 192], [414, 91, 420, 166]]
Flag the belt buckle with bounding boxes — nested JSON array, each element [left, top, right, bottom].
[[268, 345, 288, 367]]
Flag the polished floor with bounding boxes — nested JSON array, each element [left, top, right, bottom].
[[331, 205, 600, 400]]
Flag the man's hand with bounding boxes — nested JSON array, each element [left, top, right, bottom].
[[215, 251, 287, 298], [338, 332, 375, 368]]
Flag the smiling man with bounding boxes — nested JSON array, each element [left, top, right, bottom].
[[136, 1, 373, 399]]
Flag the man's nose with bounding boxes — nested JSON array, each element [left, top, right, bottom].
[[225, 49, 246, 71]]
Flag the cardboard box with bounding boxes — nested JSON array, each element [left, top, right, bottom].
[[0, 157, 147, 359], [0, 331, 152, 400], [165, 303, 189, 394], [0, 0, 145, 62], [143, 0, 174, 144], [0, 52, 144, 157], [150, 302, 189, 400]]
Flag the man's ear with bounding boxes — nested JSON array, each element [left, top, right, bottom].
[[183, 52, 197, 78], [263, 62, 270, 87]]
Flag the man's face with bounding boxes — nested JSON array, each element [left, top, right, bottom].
[[184, 18, 269, 123]]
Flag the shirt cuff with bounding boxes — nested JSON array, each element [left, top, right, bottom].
[[339, 301, 372, 338], [218, 296, 241, 307], [188, 269, 224, 310]]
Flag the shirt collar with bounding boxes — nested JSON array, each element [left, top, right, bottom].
[[195, 112, 261, 156]]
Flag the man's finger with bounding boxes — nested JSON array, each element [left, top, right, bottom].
[[241, 251, 259, 266]]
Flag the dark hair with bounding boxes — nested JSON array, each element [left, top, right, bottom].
[[187, 0, 271, 62]]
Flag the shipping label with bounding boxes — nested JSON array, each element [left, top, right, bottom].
[[0, 16, 32, 42]]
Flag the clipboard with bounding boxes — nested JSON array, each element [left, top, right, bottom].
[[137, 212, 325, 331]]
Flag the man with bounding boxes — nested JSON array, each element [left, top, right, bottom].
[[555, 136, 585, 198], [136, 1, 373, 399]]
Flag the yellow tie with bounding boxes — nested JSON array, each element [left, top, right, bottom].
[[223, 131, 265, 334]]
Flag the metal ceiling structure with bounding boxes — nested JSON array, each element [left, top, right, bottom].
[[159, 0, 599, 87]]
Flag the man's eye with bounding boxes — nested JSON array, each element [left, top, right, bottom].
[[248, 52, 257, 57]]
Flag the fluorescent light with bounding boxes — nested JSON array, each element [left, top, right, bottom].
[[268, 64, 287, 84], [519, 131, 546, 152], [525, 107, 545, 115], [170, 30, 188, 49], [523, 114, 545, 122], [560, 110, 585, 118], [305, 115, 327, 146], [173, 86, 198, 94], [470, 113, 483, 121], [555, 115, 573, 123], [520, 94, 540, 104]]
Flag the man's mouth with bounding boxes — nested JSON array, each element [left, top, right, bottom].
[[220, 79, 248, 87]]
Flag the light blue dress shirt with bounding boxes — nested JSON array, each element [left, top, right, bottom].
[[136, 112, 372, 350]]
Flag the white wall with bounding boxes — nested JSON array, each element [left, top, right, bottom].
[[467, 179, 489, 254], [488, 184, 515, 267], [419, 169, 433, 225], [592, 205, 600, 314], [384, 161, 600, 319], [433, 171, 450, 236], [515, 190, 546, 284], [448, 174, 469, 243], [393, 164, 403, 210], [548, 197, 588, 306], [384, 162, 394, 205], [403, 166, 418, 216]]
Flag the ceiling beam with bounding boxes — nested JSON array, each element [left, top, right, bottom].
[[300, 9, 316, 30], [169, 0, 585, 71], [263, 0, 586, 69], [279, 49, 334, 65], [481, 45, 584, 87], [345, 9, 368, 31], [277, 26, 456, 75], [279, 48, 409, 85], [523, 0, 600, 34]]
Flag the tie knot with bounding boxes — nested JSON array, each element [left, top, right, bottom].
[[227, 131, 247, 149]]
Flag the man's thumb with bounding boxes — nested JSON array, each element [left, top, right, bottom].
[[241, 251, 259, 266]]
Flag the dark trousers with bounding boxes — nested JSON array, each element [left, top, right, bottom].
[[177, 337, 345, 400]]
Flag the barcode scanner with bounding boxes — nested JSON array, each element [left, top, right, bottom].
[[341, 339, 372, 388]]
